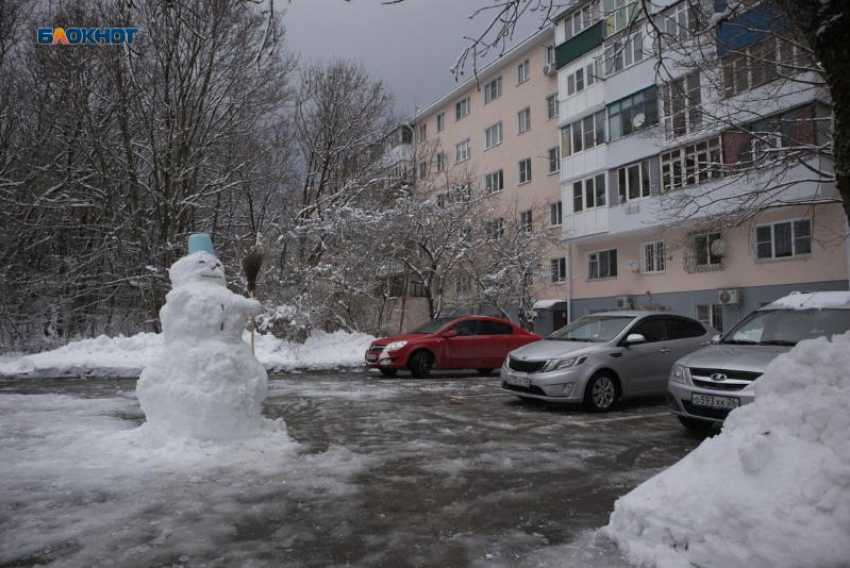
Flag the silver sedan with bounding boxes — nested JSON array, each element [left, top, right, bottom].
[[501, 311, 713, 412]]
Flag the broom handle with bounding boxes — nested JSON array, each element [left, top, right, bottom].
[[249, 290, 256, 355]]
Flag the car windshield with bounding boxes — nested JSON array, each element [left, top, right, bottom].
[[547, 315, 635, 342], [410, 317, 455, 335], [722, 308, 850, 346]]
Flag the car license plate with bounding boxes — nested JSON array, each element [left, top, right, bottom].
[[692, 393, 739, 409], [507, 375, 531, 387], [366, 353, 377, 362]]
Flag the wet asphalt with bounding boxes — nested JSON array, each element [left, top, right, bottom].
[[0, 371, 710, 567]]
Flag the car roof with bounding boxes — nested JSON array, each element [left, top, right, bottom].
[[762, 291, 850, 311], [579, 310, 682, 318]]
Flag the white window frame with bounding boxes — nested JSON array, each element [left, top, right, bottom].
[[693, 232, 723, 267], [588, 248, 618, 280], [662, 71, 702, 139], [455, 97, 470, 120], [755, 218, 812, 260], [551, 257, 568, 283], [520, 210, 533, 234], [418, 161, 427, 179], [642, 241, 666, 273], [484, 170, 504, 194], [617, 160, 651, 203], [418, 123, 426, 142], [517, 59, 530, 84], [436, 112, 445, 132], [484, 76, 502, 104], [603, 30, 643, 76], [517, 107, 531, 134], [484, 122, 503, 149], [660, 136, 723, 192], [455, 138, 471, 162], [547, 94, 559, 120], [550, 201, 563, 227], [486, 218, 505, 240], [548, 146, 561, 174], [696, 304, 724, 333], [572, 173, 607, 213], [436, 151, 445, 172], [518, 158, 532, 184]]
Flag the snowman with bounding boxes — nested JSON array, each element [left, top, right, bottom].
[[136, 239, 267, 441]]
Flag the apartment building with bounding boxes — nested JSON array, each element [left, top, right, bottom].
[[551, 0, 848, 332], [411, 27, 569, 334]]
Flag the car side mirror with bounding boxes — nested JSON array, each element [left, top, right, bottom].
[[624, 333, 647, 346], [442, 330, 458, 339], [711, 334, 722, 344]]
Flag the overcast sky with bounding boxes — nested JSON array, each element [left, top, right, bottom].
[[279, 0, 543, 117]]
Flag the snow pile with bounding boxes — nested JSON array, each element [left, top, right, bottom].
[[767, 290, 850, 310], [605, 332, 850, 568], [0, 330, 374, 378], [136, 252, 269, 440]]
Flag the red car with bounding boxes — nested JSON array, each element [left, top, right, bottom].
[[365, 316, 541, 377]]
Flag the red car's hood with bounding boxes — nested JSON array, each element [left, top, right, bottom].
[[371, 333, 430, 346]]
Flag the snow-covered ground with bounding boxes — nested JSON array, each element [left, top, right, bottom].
[[0, 330, 375, 378], [605, 332, 850, 568]]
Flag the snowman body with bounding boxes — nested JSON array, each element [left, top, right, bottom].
[[136, 252, 267, 440]]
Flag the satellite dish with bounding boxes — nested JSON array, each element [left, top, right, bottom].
[[710, 238, 726, 256], [633, 113, 646, 128]]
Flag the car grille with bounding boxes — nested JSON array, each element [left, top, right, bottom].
[[681, 401, 733, 421], [508, 357, 547, 373], [688, 367, 762, 391], [502, 382, 548, 397]]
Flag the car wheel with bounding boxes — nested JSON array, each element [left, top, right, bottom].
[[408, 351, 433, 378], [678, 416, 715, 432], [379, 368, 398, 377], [476, 368, 494, 376], [583, 372, 618, 412]]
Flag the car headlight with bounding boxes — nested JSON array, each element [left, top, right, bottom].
[[669, 364, 687, 384], [385, 340, 408, 352], [544, 355, 587, 372]]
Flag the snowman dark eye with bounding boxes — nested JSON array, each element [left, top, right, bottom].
[[198, 260, 206, 264]]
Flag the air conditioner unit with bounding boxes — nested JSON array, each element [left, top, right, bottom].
[[616, 296, 633, 309], [717, 288, 743, 305], [543, 65, 552, 76]]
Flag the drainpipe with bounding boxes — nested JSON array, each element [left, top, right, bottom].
[[566, 242, 573, 323]]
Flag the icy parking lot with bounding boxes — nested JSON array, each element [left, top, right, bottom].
[[0, 371, 706, 567]]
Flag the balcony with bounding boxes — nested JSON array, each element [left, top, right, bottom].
[[555, 21, 604, 69]]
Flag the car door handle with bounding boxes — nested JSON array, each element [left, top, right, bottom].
[[658, 348, 671, 353]]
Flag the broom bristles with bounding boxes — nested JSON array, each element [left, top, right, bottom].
[[242, 248, 264, 295]]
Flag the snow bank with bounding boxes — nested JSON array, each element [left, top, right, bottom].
[[605, 332, 850, 568], [0, 330, 375, 378]]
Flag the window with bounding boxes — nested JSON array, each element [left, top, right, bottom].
[[519, 158, 532, 184], [588, 249, 617, 280], [603, 31, 643, 75], [518, 107, 531, 134], [608, 86, 658, 140], [643, 241, 666, 273], [551, 257, 567, 283], [722, 37, 786, 98], [561, 110, 606, 156], [437, 194, 447, 208], [617, 160, 651, 202], [694, 233, 722, 267], [663, 1, 700, 41], [550, 201, 563, 226], [666, 317, 707, 339], [662, 71, 701, 139], [755, 219, 811, 259], [455, 139, 471, 162], [547, 94, 559, 119], [631, 318, 668, 343], [661, 137, 722, 192], [696, 304, 724, 333], [456, 97, 470, 120], [486, 218, 505, 240], [546, 45, 556, 65], [485, 122, 503, 149], [453, 184, 472, 203], [436, 152, 445, 172], [480, 320, 514, 335], [564, 1, 598, 40], [485, 170, 504, 194], [454, 272, 472, 294], [520, 210, 533, 233], [484, 76, 502, 104], [605, 0, 638, 36], [548, 147, 561, 174], [750, 129, 783, 165], [418, 161, 427, 179], [450, 319, 479, 336], [517, 59, 530, 84], [436, 112, 445, 132], [573, 173, 607, 212], [418, 123, 426, 142], [565, 61, 599, 97]]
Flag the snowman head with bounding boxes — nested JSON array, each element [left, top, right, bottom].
[[169, 251, 226, 288]]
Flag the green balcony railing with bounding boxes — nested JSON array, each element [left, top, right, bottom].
[[555, 20, 605, 69]]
